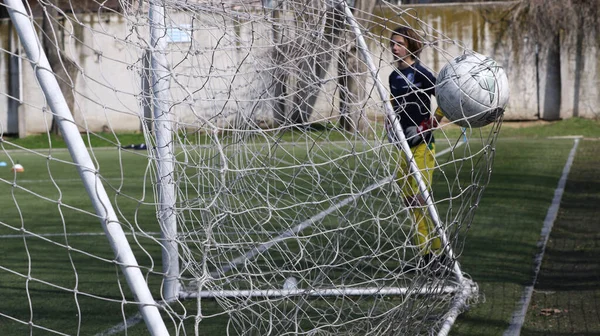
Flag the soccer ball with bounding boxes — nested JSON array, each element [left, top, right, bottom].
[[283, 277, 298, 290], [435, 52, 509, 128]]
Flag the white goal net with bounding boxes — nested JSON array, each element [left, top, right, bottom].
[[0, 0, 503, 335]]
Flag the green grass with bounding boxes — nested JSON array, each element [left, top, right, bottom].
[[520, 140, 600, 336], [0, 121, 368, 151], [451, 138, 575, 335], [498, 117, 600, 138], [0, 118, 598, 335], [4, 117, 596, 150], [451, 120, 600, 335]]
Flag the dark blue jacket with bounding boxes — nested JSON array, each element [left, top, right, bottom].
[[388, 62, 436, 146]]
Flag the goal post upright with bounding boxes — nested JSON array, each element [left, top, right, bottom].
[[4, 0, 170, 334], [149, 0, 180, 304], [339, 3, 476, 334]]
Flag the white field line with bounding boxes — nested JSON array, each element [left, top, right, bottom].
[[503, 137, 581, 336], [0, 231, 161, 239], [94, 314, 145, 336], [95, 140, 464, 336], [0, 231, 254, 239], [6, 177, 125, 184]]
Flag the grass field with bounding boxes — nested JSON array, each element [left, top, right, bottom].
[[0, 118, 599, 335], [453, 118, 600, 336]]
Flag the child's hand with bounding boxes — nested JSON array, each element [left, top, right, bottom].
[[417, 117, 438, 133]]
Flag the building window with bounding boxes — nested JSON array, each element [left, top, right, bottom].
[[166, 24, 192, 43]]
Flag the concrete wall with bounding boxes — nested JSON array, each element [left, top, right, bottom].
[[0, 2, 598, 136], [1, 15, 143, 136], [378, 2, 599, 121]]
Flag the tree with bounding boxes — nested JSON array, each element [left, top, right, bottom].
[[41, 1, 80, 135], [269, 0, 375, 133], [287, 1, 345, 127], [338, 0, 376, 133], [504, 0, 600, 119]]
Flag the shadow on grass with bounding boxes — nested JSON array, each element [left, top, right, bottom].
[[522, 141, 600, 335]]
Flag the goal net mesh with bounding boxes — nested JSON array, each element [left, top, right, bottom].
[[0, 0, 502, 335]]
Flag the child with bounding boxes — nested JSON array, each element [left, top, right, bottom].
[[387, 26, 445, 269]]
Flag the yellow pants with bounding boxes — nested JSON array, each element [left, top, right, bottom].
[[395, 142, 441, 255]]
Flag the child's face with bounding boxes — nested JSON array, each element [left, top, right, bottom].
[[390, 34, 411, 62]]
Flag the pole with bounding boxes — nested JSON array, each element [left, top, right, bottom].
[[4, 0, 169, 334], [339, 1, 463, 283], [149, 0, 180, 302]]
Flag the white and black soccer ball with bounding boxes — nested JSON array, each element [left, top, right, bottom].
[[435, 52, 509, 128]]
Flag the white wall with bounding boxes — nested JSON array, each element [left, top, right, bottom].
[[0, 2, 598, 136]]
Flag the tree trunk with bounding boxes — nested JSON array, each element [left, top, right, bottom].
[[141, 49, 153, 132], [541, 33, 561, 120], [42, 3, 80, 135], [270, 2, 289, 127], [269, 1, 375, 129], [572, 20, 584, 118], [338, 0, 375, 133], [287, 1, 345, 126]]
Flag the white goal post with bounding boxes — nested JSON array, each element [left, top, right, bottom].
[[0, 0, 504, 335], [4, 0, 169, 334]]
